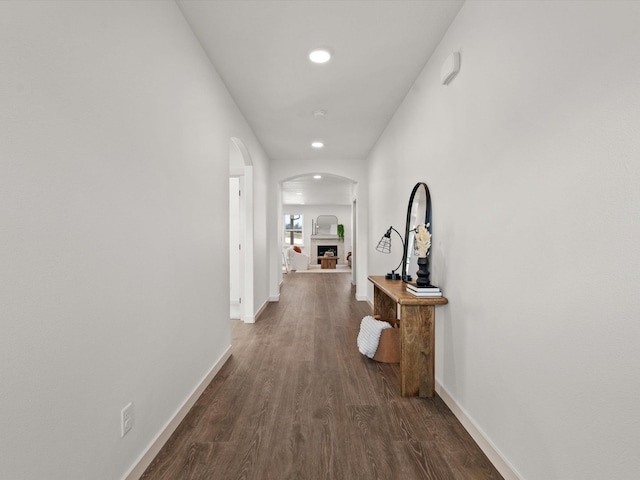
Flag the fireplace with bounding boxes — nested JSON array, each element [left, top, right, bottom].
[[317, 245, 338, 263], [310, 237, 344, 266]]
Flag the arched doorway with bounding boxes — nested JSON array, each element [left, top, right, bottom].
[[279, 172, 358, 287], [229, 138, 255, 323]]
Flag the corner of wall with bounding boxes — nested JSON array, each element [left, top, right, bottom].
[[435, 382, 522, 480], [123, 347, 232, 480]]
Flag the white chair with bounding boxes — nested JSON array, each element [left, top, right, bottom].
[[288, 247, 309, 271]]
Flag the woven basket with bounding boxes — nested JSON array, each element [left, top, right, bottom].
[[372, 315, 400, 363]]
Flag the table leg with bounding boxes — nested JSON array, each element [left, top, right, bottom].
[[400, 304, 435, 397]]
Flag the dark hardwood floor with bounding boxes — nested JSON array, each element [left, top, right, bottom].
[[141, 272, 503, 480]]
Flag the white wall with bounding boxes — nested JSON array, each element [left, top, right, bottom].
[[367, 1, 640, 479], [0, 2, 269, 479]]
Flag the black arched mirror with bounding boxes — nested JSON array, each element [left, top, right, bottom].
[[401, 182, 432, 283]]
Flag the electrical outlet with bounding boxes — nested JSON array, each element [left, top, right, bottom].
[[121, 402, 134, 438]]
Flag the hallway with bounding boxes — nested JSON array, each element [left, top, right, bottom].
[[141, 273, 502, 480]]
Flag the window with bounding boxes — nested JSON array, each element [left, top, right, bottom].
[[284, 214, 303, 246]]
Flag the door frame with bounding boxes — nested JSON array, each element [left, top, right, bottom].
[[230, 138, 255, 323]]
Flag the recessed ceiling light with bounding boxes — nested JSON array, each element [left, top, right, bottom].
[[313, 175, 322, 179], [311, 141, 324, 149], [309, 49, 331, 64], [296, 192, 303, 195], [313, 109, 327, 118]]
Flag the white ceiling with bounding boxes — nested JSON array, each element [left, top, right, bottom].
[[177, 0, 464, 163], [281, 173, 355, 206]]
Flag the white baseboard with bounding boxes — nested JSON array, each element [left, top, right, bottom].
[[255, 298, 271, 321], [356, 293, 368, 301], [123, 346, 232, 480], [243, 298, 272, 323], [435, 382, 522, 480], [269, 294, 280, 302]]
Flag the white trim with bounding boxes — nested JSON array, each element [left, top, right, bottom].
[[230, 299, 240, 320], [241, 165, 254, 322], [435, 382, 522, 480], [229, 138, 254, 330], [123, 346, 232, 480], [356, 293, 369, 302], [243, 298, 271, 324], [269, 294, 280, 302], [254, 298, 270, 321]]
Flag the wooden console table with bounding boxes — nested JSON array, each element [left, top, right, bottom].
[[368, 276, 448, 397]]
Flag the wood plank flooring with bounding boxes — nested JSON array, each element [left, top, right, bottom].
[[140, 272, 503, 480]]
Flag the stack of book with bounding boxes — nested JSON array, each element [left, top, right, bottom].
[[405, 283, 443, 297]]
